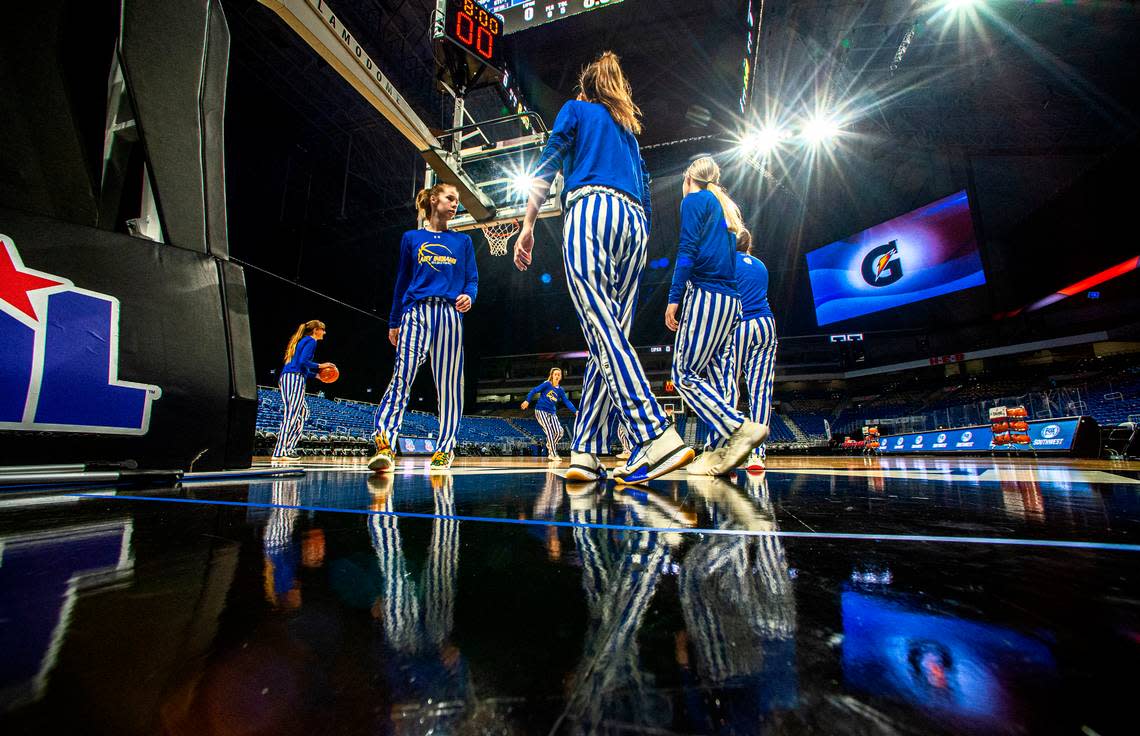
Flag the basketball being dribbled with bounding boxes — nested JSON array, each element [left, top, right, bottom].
[[318, 364, 339, 383]]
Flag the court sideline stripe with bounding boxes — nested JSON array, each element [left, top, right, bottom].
[[63, 491, 1140, 553]]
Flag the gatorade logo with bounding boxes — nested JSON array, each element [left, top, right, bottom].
[[861, 240, 903, 287], [1, 235, 161, 434]]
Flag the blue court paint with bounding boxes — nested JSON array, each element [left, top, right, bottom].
[[64, 491, 1140, 553]]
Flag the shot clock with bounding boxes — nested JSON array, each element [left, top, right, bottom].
[[438, 0, 504, 72]]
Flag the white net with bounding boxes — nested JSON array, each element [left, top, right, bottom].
[[479, 219, 520, 256]]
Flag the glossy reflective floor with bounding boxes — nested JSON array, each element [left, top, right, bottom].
[[2, 456, 1139, 735]]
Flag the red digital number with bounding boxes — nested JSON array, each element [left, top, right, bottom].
[[456, 11, 474, 45], [476, 25, 493, 60]]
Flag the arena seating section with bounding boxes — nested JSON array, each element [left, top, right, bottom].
[[255, 388, 563, 457], [256, 359, 1140, 456]]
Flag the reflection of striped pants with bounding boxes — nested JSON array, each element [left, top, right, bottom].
[[563, 190, 667, 454], [374, 298, 464, 453], [672, 284, 744, 442], [710, 315, 778, 454], [273, 372, 308, 456], [535, 409, 564, 452]]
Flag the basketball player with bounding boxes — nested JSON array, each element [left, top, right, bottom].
[[521, 367, 578, 462], [272, 320, 333, 459], [665, 157, 768, 475], [514, 51, 693, 483], [715, 229, 778, 471], [369, 183, 477, 473]]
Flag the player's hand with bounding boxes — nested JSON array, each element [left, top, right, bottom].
[[514, 227, 534, 271], [319, 362, 334, 370], [456, 294, 472, 313], [520, 401, 529, 410], [665, 303, 680, 332], [388, 328, 399, 347]]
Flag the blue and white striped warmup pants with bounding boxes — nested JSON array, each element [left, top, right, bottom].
[[273, 372, 308, 456], [710, 315, 778, 453], [374, 297, 464, 454], [535, 409, 564, 452], [672, 284, 745, 443], [563, 190, 668, 454]]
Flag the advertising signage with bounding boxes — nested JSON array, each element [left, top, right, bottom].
[[879, 417, 1085, 454]]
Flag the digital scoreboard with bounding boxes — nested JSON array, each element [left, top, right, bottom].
[[437, 0, 505, 71], [486, 0, 627, 35]]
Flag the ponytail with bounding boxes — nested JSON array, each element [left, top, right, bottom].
[[415, 183, 454, 223], [284, 320, 325, 363], [736, 228, 753, 254], [685, 156, 745, 234], [578, 51, 642, 134]]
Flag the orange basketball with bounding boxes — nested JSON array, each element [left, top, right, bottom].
[[318, 364, 339, 383]]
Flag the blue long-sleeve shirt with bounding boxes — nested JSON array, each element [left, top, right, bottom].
[[668, 190, 738, 304], [736, 252, 774, 319], [282, 335, 319, 377], [534, 100, 652, 229], [526, 381, 577, 414], [389, 229, 479, 324]]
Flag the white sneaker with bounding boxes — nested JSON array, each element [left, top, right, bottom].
[[565, 452, 606, 482], [612, 427, 695, 484], [685, 448, 732, 476], [745, 451, 766, 472], [712, 422, 769, 475], [615, 449, 631, 460]]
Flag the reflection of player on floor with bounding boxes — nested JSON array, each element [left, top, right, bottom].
[[369, 183, 478, 473], [514, 51, 693, 484], [665, 157, 768, 475], [272, 320, 333, 459], [710, 229, 778, 471], [521, 367, 578, 462]]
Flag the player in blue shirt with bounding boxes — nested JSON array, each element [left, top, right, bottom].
[[521, 367, 578, 462], [716, 229, 778, 471], [369, 183, 478, 473], [514, 51, 692, 484], [665, 157, 768, 476], [272, 319, 333, 459]]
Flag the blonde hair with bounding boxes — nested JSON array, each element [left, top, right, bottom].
[[284, 320, 324, 364], [736, 228, 752, 254], [415, 183, 456, 222], [578, 51, 642, 134], [685, 156, 744, 234], [547, 367, 563, 382]]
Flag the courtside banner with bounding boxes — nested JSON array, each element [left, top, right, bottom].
[[879, 417, 1083, 454], [806, 190, 985, 326]]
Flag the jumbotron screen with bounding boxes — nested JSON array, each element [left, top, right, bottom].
[[486, 0, 626, 34], [805, 190, 985, 326]]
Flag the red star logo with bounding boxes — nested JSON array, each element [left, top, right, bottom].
[[0, 241, 65, 322]]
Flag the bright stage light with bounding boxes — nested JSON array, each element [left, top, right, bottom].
[[739, 126, 787, 156], [945, 0, 978, 10], [802, 115, 841, 146], [510, 173, 535, 198]]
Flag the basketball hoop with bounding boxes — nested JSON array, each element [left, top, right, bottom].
[[479, 219, 520, 256]]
